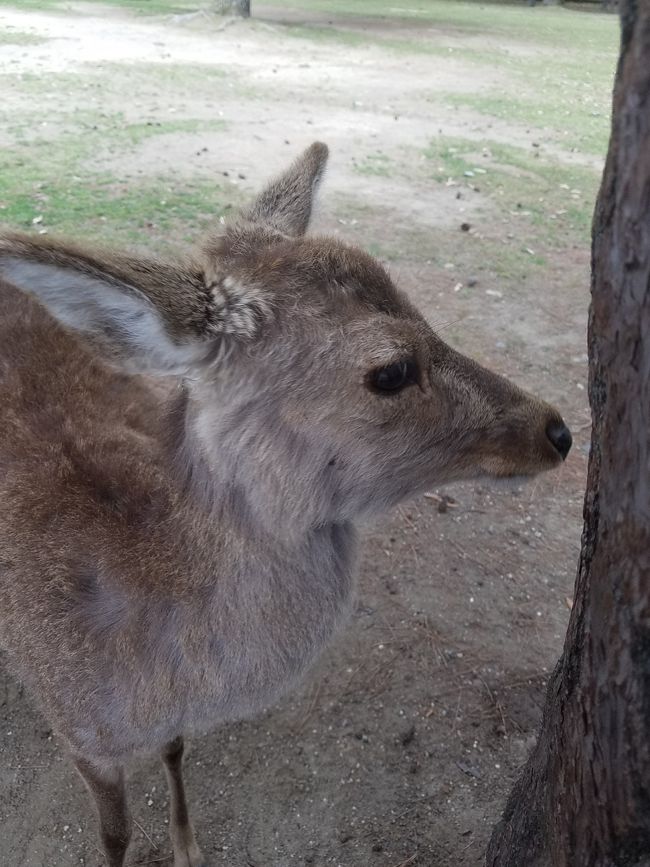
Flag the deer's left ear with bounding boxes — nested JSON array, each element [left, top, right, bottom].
[[0, 233, 269, 376], [242, 141, 329, 237], [204, 272, 271, 341]]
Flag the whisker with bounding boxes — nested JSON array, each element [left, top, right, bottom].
[[429, 316, 466, 333]]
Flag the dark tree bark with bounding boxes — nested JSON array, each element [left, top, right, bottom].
[[213, 0, 250, 16], [486, 3, 650, 866]]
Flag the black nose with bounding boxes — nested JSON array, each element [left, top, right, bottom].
[[546, 421, 572, 460]]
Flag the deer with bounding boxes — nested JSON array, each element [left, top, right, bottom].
[[0, 142, 572, 867]]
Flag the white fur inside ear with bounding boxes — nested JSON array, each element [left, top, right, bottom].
[[207, 276, 271, 339], [0, 257, 206, 375]]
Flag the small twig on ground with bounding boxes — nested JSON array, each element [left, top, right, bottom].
[[244, 820, 262, 867], [452, 687, 464, 734], [397, 505, 417, 531], [292, 679, 323, 734], [448, 537, 492, 575], [129, 856, 172, 866], [478, 674, 509, 734], [461, 836, 476, 853], [392, 854, 418, 867], [133, 818, 158, 851]]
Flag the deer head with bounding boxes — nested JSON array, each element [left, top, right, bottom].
[[0, 143, 571, 533]]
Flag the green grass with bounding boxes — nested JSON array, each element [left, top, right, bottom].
[[352, 152, 392, 177], [0, 0, 48, 7], [0, 0, 64, 8], [0, 0, 194, 9], [87, 0, 199, 13], [279, 20, 490, 59], [0, 167, 237, 251], [423, 136, 599, 249], [0, 107, 234, 251], [0, 29, 45, 44], [1, 99, 227, 150], [0, 51, 235, 251], [281, 23, 374, 47], [102, 115, 227, 146], [332, 186, 553, 278], [3, 61, 227, 96], [442, 91, 610, 156], [258, 0, 617, 48], [0, 64, 234, 134]]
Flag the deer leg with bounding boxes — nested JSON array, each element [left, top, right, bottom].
[[162, 736, 205, 867], [73, 756, 132, 867]]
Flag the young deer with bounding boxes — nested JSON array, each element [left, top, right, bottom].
[[0, 143, 571, 867]]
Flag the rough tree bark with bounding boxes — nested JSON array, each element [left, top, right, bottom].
[[212, 0, 250, 16], [486, 3, 650, 866]]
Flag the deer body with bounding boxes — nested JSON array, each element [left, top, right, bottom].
[[0, 281, 357, 762], [0, 144, 572, 866]]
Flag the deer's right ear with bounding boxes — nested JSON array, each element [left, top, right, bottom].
[[242, 141, 329, 237]]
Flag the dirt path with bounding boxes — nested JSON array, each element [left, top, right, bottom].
[[0, 4, 596, 865]]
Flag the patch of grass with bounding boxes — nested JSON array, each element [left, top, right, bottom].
[[424, 136, 600, 251], [0, 0, 196, 10], [120, 60, 228, 82], [258, 0, 617, 50], [330, 188, 549, 279], [0, 66, 232, 156], [443, 91, 610, 156], [4, 61, 228, 98], [0, 64, 234, 138], [0, 175, 237, 250], [100, 114, 227, 146], [281, 22, 374, 48], [0, 46, 236, 253], [335, 135, 597, 279], [89, 0, 201, 15], [0, 29, 45, 44], [0, 169, 237, 252], [276, 16, 479, 59], [352, 152, 392, 177], [279, 20, 481, 59], [2, 101, 227, 150], [0, 0, 62, 8], [0, 110, 235, 253]]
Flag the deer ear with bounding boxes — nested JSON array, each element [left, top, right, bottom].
[[243, 141, 329, 237], [0, 234, 221, 376]]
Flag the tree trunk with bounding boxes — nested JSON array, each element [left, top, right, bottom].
[[486, 3, 650, 866], [213, 0, 250, 16]]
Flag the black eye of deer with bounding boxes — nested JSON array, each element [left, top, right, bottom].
[[369, 360, 418, 393]]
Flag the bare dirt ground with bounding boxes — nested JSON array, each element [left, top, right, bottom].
[[0, 3, 612, 865]]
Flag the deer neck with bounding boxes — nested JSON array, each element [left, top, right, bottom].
[[164, 384, 352, 550]]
